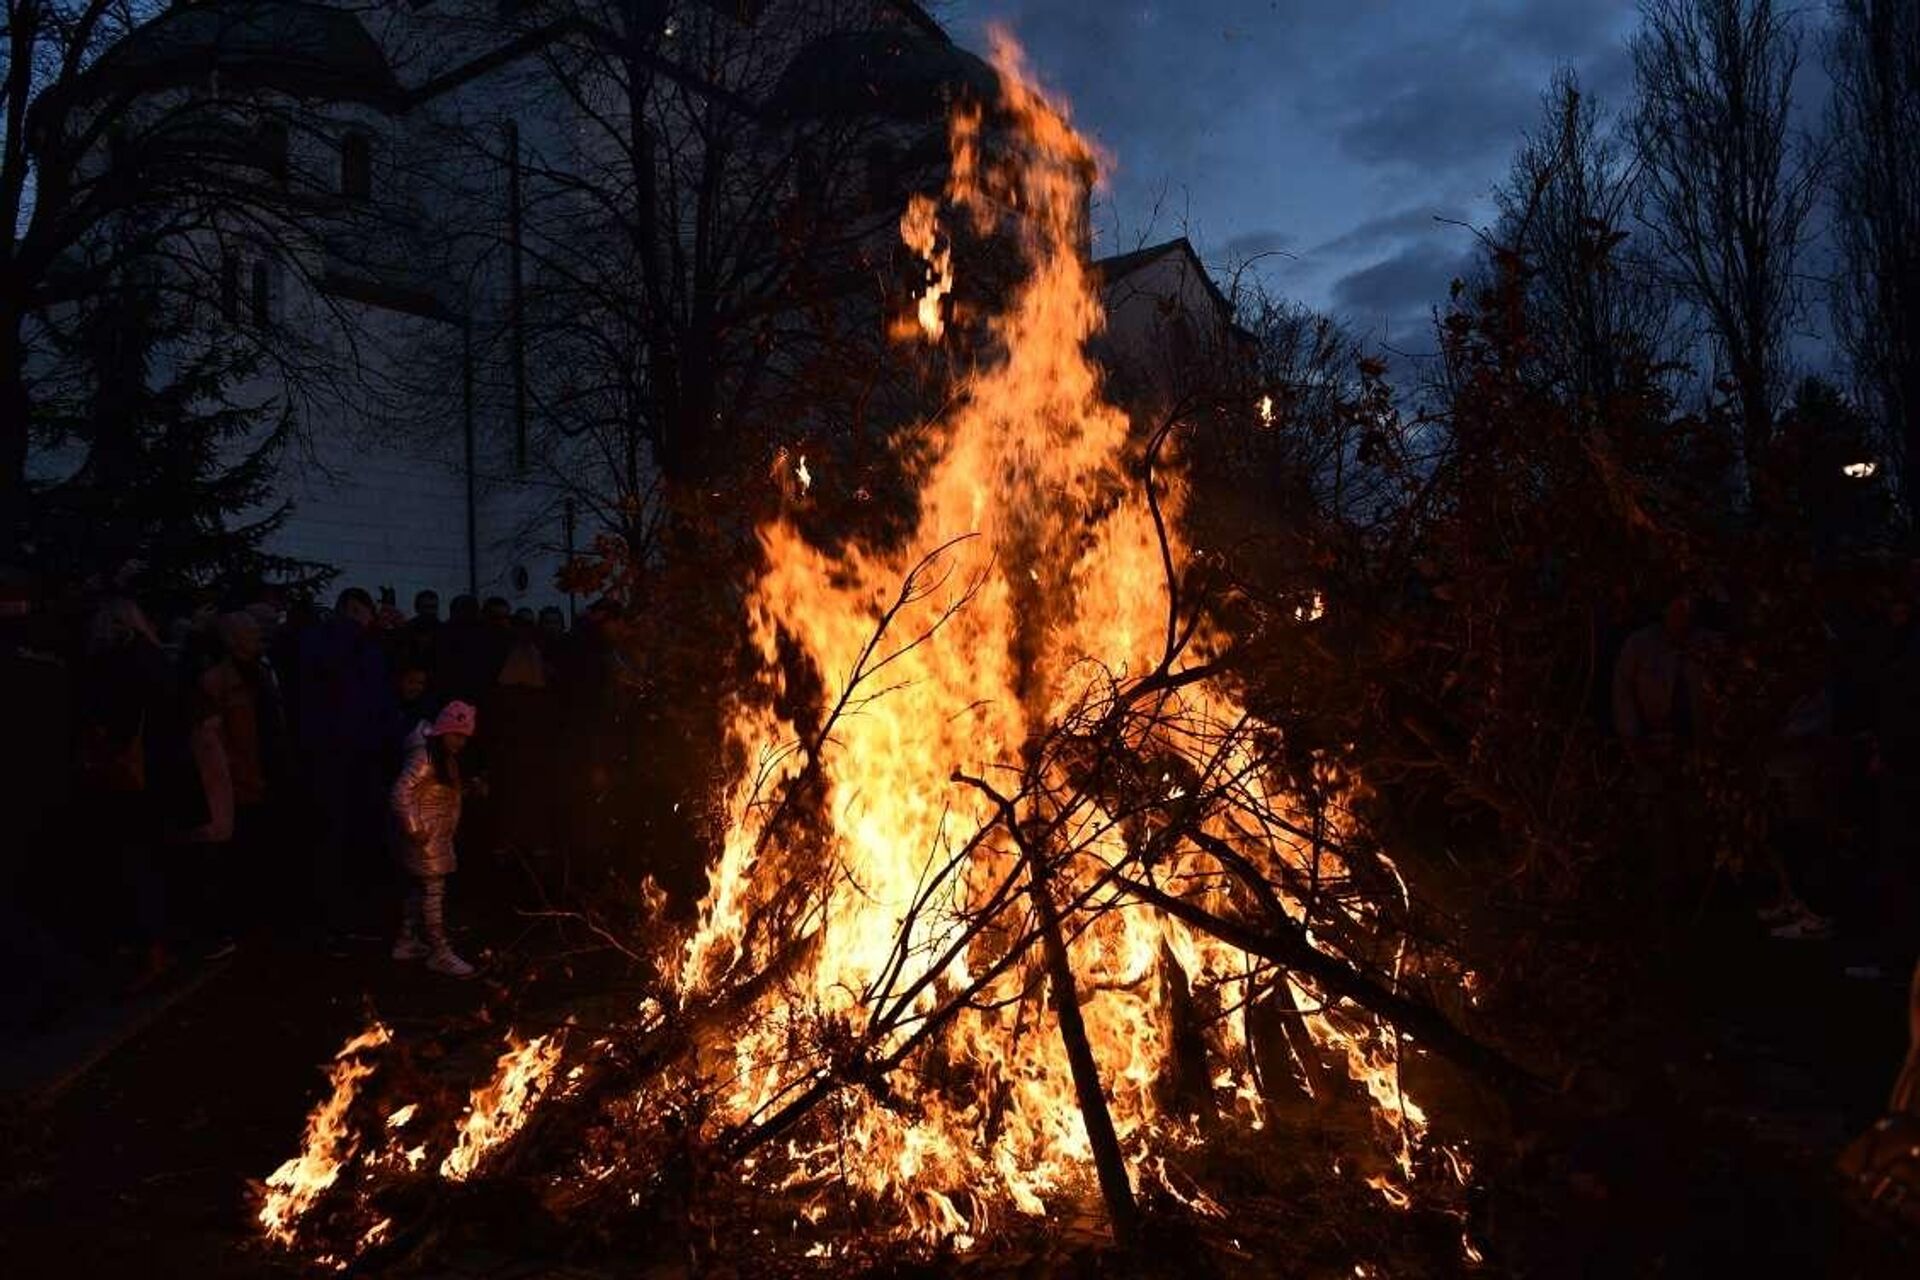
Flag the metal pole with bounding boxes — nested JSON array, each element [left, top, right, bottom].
[[463, 314, 478, 599], [506, 120, 528, 473]]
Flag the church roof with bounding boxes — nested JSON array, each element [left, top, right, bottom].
[[79, 0, 403, 111], [767, 26, 999, 122]]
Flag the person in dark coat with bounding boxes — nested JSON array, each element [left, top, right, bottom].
[[434, 593, 500, 705], [392, 588, 441, 675], [380, 660, 439, 784], [0, 569, 86, 1026], [199, 611, 290, 947], [296, 588, 393, 948], [75, 597, 201, 984], [1871, 580, 1920, 974], [489, 613, 560, 856]]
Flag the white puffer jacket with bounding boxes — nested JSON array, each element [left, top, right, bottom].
[[390, 725, 461, 876]]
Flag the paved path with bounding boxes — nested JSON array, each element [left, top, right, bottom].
[[1, 959, 230, 1104], [0, 825, 653, 1276]]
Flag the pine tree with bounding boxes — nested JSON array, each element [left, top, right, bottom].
[[27, 279, 332, 608]]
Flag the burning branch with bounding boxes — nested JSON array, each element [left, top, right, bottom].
[[260, 29, 1535, 1272], [958, 770, 1140, 1249]]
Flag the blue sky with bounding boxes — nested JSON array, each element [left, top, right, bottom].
[[939, 1, 1663, 353]]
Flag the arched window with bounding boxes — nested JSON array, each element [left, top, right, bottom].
[[220, 252, 241, 323], [340, 131, 372, 200], [250, 260, 272, 326], [257, 120, 289, 185]]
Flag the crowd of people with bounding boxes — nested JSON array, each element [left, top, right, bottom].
[[6, 562, 1917, 1115], [2, 577, 631, 1024]]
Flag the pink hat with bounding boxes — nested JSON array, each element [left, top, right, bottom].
[[427, 700, 477, 737]]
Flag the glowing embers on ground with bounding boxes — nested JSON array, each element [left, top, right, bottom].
[[259, 1026, 563, 1258]]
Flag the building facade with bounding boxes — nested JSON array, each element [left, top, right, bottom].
[[32, 0, 984, 611]]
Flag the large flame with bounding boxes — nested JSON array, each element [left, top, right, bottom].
[[671, 30, 1428, 1241], [260, 29, 1445, 1264]]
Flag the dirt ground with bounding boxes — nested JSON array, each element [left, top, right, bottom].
[[2, 859, 1916, 1278], [1480, 905, 1916, 1277]]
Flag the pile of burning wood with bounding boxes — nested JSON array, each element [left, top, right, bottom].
[[256, 31, 1530, 1274]]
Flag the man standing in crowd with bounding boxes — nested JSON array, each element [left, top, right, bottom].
[[76, 597, 200, 985], [435, 593, 492, 705], [0, 568, 84, 1027], [297, 588, 391, 951], [199, 611, 289, 942], [400, 588, 441, 674], [1614, 591, 1707, 909]]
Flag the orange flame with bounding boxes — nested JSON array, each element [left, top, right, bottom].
[[669, 27, 1435, 1244], [895, 194, 954, 341], [440, 1033, 564, 1182], [259, 1023, 391, 1246], [257, 27, 1447, 1259]]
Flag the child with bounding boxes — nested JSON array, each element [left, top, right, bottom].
[[391, 700, 478, 976]]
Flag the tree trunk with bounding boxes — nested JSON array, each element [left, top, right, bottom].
[[1737, 355, 1772, 502], [0, 305, 27, 536]]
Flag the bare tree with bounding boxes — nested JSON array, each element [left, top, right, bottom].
[[1497, 68, 1675, 416], [2, 0, 384, 548], [460, 0, 966, 573], [1631, 0, 1820, 488], [1828, 0, 1920, 512], [374, 2, 991, 902]]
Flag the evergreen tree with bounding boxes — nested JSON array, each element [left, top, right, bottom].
[[26, 279, 332, 608]]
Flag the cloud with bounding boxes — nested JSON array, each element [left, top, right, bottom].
[[1571, 42, 1636, 105], [1331, 240, 1477, 319], [960, 1, 1290, 155], [1221, 228, 1295, 261], [948, 0, 1656, 314], [1473, 0, 1633, 57], [1335, 73, 1543, 169], [1313, 204, 1472, 257]]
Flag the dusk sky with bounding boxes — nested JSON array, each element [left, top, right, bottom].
[[941, 1, 1655, 353]]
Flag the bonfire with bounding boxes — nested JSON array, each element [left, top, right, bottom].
[[258, 30, 1520, 1274]]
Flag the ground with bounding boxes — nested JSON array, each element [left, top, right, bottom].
[[1, 865, 1915, 1278], [1483, 907, 1915, 1277]]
